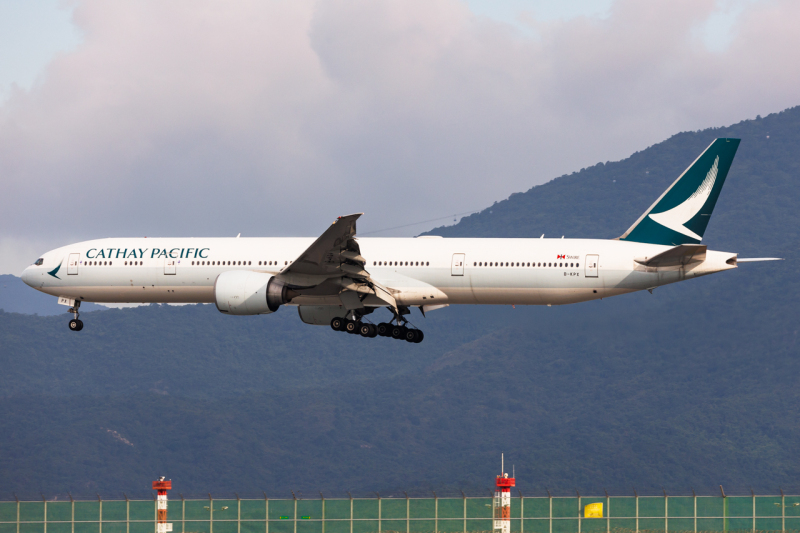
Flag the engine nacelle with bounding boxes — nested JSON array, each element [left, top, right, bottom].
[[214, 270, 294, 315]]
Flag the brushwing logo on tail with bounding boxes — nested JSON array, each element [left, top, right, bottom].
[[648, 156, 719, 241]]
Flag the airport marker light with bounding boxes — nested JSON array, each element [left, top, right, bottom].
[[493, 456, 515, 533], [153, 477, 173, 533]]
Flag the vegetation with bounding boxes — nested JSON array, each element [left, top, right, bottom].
[[1, 107, 799, 500]]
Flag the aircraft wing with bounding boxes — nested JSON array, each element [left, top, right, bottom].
[[280, 213, 364, 281], [277, 213, 398, 311]]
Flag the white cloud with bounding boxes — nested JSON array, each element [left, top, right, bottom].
[[1, 0, 799, 274]]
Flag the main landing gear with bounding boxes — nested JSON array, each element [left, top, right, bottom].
[[68, 301, 83, 331], [330, 312, 424, 343]]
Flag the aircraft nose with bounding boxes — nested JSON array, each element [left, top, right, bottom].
[[21, 266, 32, 286]]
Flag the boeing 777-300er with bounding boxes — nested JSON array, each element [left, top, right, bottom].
[[21, 138, 780, 342]]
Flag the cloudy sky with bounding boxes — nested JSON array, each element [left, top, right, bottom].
[[1, 0, 799, 274]]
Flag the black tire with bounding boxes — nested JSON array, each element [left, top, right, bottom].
[[391, 325, 407, 339], [404, 329, 418, 343], [75, 320, 84, 331], [368, 324, 378, 337], [377, 323, 391, 336], [359, 323, 372, 337], [330, 317, 345, 331], [413, 329, 424, 343], [345, 320, 359, 334], [69, 319, 80, 331]]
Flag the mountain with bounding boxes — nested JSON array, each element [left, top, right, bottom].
[[423, 107, 800, 258], [1, 107, 799, 500]]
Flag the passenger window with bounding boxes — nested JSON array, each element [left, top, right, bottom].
[[426, 262, 429, 266], [576, 263, 580, 267]]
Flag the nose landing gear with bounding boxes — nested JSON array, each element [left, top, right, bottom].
[[68, 302, 83, 331]]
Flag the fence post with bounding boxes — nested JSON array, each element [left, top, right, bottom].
[[236, 494, 241, 533], [98, 494, 103, 533], [663, 489, 668, 533], [434, 491, 438, 533], [14, 494, 19, 533], [348, 492, 353, 533], [692, 490, 696, 533], [268, 491, 269, 533], [519, 489, 524, 533], [577, 490, 581, 533], [42, 494, 48, 533], [292, 491, 297, 533], [781, 488, 785, 533], [634, 489, 638, 533], [124, 494, 129, 533], [404, 492, 409, 533], [320, 493, 325, 533], [750, 488, 755, 533], [546, 489, 552, 533], [181, 494, 185, 533], [209, 494, 214, 533], [70, 493, 75, 533], [720, 486, 727, 533], [604, 489, 609, 533], [461, 491, 467, 533], [378, 493, 382, 533]]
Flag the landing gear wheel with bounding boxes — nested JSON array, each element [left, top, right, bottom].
[[391, 325, 407, 339], [404, 329, 420, 343], [69, 319, 83, 331], [413, 330, 424, 343], [359, 323, 378, 338], [345, 320, 360, 334], [377, 323, 391, 337], [330, 317, 345, 331]]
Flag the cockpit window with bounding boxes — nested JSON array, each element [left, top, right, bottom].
[[34, 258, 44, 266]]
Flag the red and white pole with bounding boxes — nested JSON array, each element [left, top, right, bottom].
[[493, 454, 515, 533], [153, 477, 173, 533]]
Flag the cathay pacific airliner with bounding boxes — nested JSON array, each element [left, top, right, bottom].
[[21, 139, 779, 342]]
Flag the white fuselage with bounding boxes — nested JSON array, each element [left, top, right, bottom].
[[21, 236, 737, 308]]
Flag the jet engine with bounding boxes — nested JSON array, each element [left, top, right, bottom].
[[214, 270, 295, 315]]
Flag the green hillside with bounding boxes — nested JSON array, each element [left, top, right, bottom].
[[1, 107, 799, 500]]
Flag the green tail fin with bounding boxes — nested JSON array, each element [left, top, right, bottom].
[[619, 138, 740, 245]]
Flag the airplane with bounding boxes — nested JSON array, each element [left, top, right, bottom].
[[21, 138, 780, 342]]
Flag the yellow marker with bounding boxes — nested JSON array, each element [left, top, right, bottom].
[[584, 503, 603, 518]]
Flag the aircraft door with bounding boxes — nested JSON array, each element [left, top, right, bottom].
[[451, 253, 465, 276], [585, 254, 599, 278], [164, 258, 176, 275], [67, 253, 80, 275]]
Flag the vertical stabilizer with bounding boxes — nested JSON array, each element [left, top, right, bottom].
[[619, 138, 740, 245]]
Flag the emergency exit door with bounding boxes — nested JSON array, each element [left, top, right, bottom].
[[67, 253, 80, 275], [164, 258, 176, 275], [451, 253, 465, 276], [585, 254, 599, 278]]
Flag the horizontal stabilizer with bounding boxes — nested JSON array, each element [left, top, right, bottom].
[[634, 244, 707, 268]]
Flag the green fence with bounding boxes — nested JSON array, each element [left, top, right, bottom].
[[3, 494, 800, 533]]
